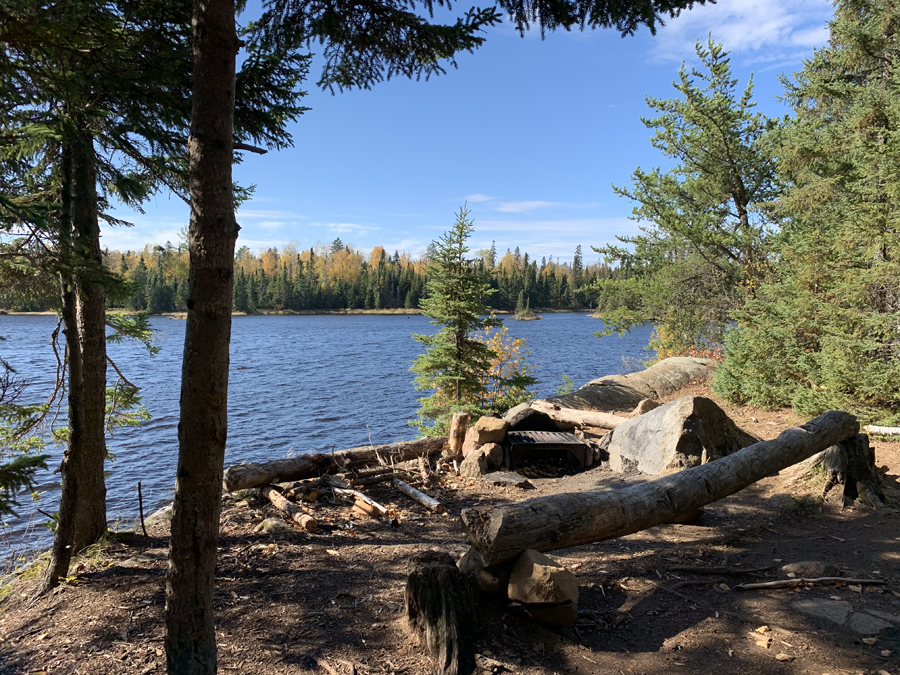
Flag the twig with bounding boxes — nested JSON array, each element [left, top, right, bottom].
[[138, 481, 148, 537], [671, 577, 727, 589], [669, 564, 776, 575], [735, 577, 886, 591], [106, 355, 139, 390]]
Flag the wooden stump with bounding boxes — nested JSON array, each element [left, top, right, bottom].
[[447, 412, 469, 460], [406, 551, 473, 675], [794, 434, 886, 508]]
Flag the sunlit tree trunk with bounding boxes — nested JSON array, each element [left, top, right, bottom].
[[164, 0, 238, 670]]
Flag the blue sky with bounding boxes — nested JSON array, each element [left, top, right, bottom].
[[104, 0, 834, 265]]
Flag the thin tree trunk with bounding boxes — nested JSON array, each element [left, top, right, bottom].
[[164, 0, 238, 671], [42, 146, 83, 593], [71, 131, 107, 550]]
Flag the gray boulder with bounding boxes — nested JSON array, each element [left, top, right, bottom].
[[600, 395, 757, 476], [459, 449, 488, 478], [483, 471, 532, 489]]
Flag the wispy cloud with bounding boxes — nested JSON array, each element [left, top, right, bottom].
[[236, 208, 304, 220], [495, 200, 561, 214], [650, 0, 832, 66], [464, 193, 494, 203], [259, 221, 286, 229], [309, 221, 378, 235]]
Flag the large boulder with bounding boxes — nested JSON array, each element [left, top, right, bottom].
[[471, 416, 510, 444], [504, 405, 561, 432], [600, 395, 757, 476], [459, 448, 488, 478]]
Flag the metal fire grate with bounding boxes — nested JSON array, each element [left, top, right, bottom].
[[505, 430, 591, 470]]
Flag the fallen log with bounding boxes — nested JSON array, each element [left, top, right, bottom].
[[734, 577, 885, 591], [223, 437, 446, 492], [332, 486, 388, 517], [462, 410, 860, 566], [393, 478, 445, 513], [530, 400, 629, 430], [261, 486, 317, 532], [864, 424, 900, 436]]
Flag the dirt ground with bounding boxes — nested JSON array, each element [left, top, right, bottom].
[[1, 378, 899, 675]]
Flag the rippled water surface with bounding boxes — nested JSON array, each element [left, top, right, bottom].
[[0, 313, 653, 556]]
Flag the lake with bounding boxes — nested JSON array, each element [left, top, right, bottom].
[[0, 312, 654, 560]]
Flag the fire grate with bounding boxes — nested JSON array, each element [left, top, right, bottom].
[[505, 430, 592, 470]]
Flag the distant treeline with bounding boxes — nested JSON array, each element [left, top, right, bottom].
[[0, 238, 636, 314]]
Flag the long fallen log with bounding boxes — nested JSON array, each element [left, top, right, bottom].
[[223, 437, 447, 492], [864, 424, 900, 436], [530, 400, 629, 429], [261, 486, 318, 532], [462, 410, 859, 566]]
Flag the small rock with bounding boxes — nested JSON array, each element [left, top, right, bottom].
[[767, 494, 800, 511], [472, 416, 510, 444], [458, 549, 511, 601], [881, 650, 892, 657], [482, 471, 532, 489], [774, 654, 794, 662], [254, 518, 295, 534], [863, 638, 878, 646], [791, 599, 853, 626], [781, 561, 841, 578], [508, 549, 578, 606], [629, 398, 661, 417], [848, 612, 892, 635], [459, 449, 488, 478]]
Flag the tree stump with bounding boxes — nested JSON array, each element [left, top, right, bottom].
[[406, 551, 473, 675], [791, 433, 886, 508]]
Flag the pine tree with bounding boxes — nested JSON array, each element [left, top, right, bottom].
[[713, 0, 900, 423], [597, 38, 780, 352], [411, 208, 500, 434]]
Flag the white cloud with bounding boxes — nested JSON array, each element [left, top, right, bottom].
[[309, 221, 375, 234], [464, 193, 494, 203], [99, 226, 184, 252], [650, 0, 832, 64], [259, 221, 286, 229], [495, 200, 560, 214], [236, 208, 304, 220]]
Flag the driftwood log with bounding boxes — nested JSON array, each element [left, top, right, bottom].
[[261, 486, 318, 531], [530, 400, 629, 429], [462, 410, 860, 566], [864, 424, 900, 436], [393, 479, 445, 513], [223, 437, 446, 491], [406, 551, 473, 675]]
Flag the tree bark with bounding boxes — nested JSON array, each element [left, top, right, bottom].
[[71, 131, 107, 550], [42, 145, 82, 593], [222, 437, 446, 491], [447, 412, 469, 459], [165, 0, 238, 671], [406, 551, 473, 675], [530, 400, 629, 429], [462, 410, 859, 566]]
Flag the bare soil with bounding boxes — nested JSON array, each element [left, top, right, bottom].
[[1, 378, 899, 675]]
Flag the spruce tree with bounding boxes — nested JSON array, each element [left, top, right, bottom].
[[411, 208, 500, 434], [713, 0, 900, 423]]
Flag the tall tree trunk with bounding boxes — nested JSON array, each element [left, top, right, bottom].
[[71, 131, 108, 550], [164, 0, 238, 671], [42, 145, 84, 593]]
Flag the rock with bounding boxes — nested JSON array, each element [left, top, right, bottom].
[[791, 599, 853, 626], [508, 549, 578, 606], [462, 429, 481, 458], [143, 503, 174, 527], [866, 610, 900, 623], [472, 416, 509, 444], [254, 517, 295, 534], [459, 449, 488, 478], [483, 472, 533, 489], [458, 548, 511, 601], [523, 602, 578, 626], [504, 406, 560, 432], [481, 442, 503, 470], [630, 398, 661, 417], [599, 396, 757, 476], [767, 493, 800, 511], [848, 612, 893, 635], [780, 561, 841, 578]]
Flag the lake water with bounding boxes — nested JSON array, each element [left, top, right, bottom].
[[0, 313, 653, 559]]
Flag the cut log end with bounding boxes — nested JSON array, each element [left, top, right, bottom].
[[406, 551, 473, 675]]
